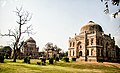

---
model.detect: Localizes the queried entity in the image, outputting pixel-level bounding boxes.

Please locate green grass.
[0,59,120,73]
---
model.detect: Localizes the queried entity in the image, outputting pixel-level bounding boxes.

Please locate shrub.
[49,58,54,64]
[37,62,41,65]
[41,58,46,65]
[47,58,50,60]
[72,58,76,61]
[24,57,27,63]
[24,57,30,64]
[27,57,30,64]
[55,57,59,61]
[0,54,4,63]
[39,57,43,60]
[63,57,69,62]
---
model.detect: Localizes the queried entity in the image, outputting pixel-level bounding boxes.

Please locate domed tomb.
[80,21,103,33]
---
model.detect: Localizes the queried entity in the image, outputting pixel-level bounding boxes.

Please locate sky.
[0,0,120,51]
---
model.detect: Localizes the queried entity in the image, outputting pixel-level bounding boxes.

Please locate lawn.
[0,59,120,73]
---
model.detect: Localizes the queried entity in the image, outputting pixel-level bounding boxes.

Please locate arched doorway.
[79,51,82,56]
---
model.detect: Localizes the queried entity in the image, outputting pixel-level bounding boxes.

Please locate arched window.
[70,42,72,47]
[80,45,82,48]
[73,50,74,56]
[87,39,89,45]
[91,49,94,56]
[86,49,89,56]
[69,50,71,56]
[77,47,78,49]
[79,51,82,56]
[73,42,75,47]
[91,38,94,45]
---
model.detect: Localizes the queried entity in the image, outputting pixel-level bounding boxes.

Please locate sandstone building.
[21,37,39,58]
[68,21,119,62]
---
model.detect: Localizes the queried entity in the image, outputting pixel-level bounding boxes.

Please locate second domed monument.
[68,21,118,62]
[21,37,39,58]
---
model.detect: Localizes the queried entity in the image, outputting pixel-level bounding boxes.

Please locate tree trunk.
[13,44,17,62]
[13,49,17,62]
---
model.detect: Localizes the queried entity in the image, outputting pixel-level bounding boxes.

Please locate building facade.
[21,37,39,58]
[68,21,119,62]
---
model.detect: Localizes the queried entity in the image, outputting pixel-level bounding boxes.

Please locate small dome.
[25,37,36,43]
[80,21,103,32]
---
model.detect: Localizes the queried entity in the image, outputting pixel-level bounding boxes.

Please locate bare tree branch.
[21,24,32,34]
[101,0,120,18]
[112,9,120,18]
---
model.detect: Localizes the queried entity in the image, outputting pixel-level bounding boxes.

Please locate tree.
[39,51,45,57]
[44,42,62,58]
[0,7,32,62]
[101,0,120,18]
[2,46,12,59]
[45,42,53,50]
[54,45,62,55]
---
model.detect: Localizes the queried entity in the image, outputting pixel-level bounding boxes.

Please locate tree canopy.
[0,46,12,59]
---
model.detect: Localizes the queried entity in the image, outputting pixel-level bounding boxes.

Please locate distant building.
[21,37,39,58]
[68,21,120,62]
[44,48,61,58]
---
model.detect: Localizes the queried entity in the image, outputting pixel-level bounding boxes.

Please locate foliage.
[41,58,46,65]
[24,57,30,64]
[0,54,4,63]
[59,51,68,59]
[38,52,45,57]
[0,46,12,59]
[44,42,62,58]
[49,58,54,64]
[37,62,41,65]
[63,57,69,62]
[55,57,59,61]
[72,58,76,62]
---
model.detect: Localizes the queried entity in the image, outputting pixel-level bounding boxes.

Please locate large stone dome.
[80,21,103,32]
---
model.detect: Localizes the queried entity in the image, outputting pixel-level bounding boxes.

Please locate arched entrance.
[79,51,82,56]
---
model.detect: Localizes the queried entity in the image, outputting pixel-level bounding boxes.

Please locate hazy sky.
[0,0,120,51]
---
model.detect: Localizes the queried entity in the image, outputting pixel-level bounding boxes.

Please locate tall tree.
[0,7,32,62]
